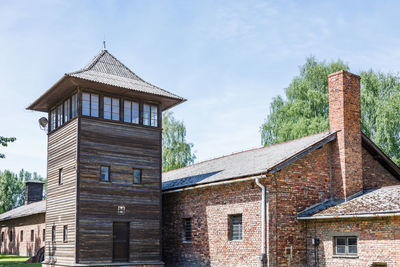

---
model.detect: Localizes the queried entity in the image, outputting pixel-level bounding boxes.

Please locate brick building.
[1,53,400,266]
[0,181,45,257]
[162,70,400,266]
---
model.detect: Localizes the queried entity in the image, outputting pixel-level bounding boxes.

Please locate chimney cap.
[328,70,360,79]
[25,180,45,184]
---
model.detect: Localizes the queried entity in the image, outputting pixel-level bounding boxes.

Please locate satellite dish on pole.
[38,117,48,131]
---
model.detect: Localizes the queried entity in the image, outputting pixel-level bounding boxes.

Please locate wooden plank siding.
[45,118,78,264]
[77,117,162,263]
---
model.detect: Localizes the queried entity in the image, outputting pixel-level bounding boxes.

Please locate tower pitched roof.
[27,50,185,112]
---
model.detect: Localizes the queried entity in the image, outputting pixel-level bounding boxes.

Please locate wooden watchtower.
[27,49,185,266]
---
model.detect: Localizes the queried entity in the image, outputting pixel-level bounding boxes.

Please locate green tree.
[0,136,16,158]
[0,170,24,213]
[0,169,46,213]
[162,111,196,172]
[260,57,400,165]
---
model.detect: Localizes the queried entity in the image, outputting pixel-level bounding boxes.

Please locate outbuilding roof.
[162,131,337,191]
[298,185,400,219]
[0,200,46,223]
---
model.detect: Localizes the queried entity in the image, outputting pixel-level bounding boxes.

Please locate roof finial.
[103,40,106,50]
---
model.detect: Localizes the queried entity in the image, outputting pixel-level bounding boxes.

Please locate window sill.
[332,255,359,259]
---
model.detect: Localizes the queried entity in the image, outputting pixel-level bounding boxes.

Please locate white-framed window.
[104,97,120,121]
[143,104,158,127]
[82,92,99,117]
[124,100,139,124]
[50,109,56,131]
[57,104,63,126]
[228,214,242,241]
[71,93,78,118]
[64,99,70,122]
[334,236,357,255]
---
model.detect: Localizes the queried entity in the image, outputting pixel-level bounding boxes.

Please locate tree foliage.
[162,111,196,172]
[0,136,16,158]
[0,169,45,213]
[260,57,400,165]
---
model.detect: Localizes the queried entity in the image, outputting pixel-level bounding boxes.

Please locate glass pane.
[57,105,63,126]
[91,94,99,117]
[50,109,56,131]
[112,98,119,120]
[71,94,77,117]
[348,245,357,254]
[101,166,109,181]
[82,93,90,116]
[348,237,357,245]
[133,169,141,184]
[336,245,345,254]
[64,99,70,122]
[104,97,111,119]
[336,237,346,246]
[132,102,139,124]
[143,104,150,125]
[124,100,131,122]
[151,105,158,127]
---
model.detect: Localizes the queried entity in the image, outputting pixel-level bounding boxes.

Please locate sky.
[1,0,400,177]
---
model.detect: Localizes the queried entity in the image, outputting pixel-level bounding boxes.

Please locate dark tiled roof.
[67,50,184,101]
[298,185,400,219]
[162,131,337,191]
[0,200,46,222]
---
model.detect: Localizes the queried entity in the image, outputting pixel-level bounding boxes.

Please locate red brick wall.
[329,70,363,200]
[363,147,400,189]
[305,217,400,266]
[0,213,45,257]
[162,144,332,266]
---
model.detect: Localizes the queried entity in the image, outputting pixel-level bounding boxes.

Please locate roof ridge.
[163,130,332,174]
[102,50,145,81]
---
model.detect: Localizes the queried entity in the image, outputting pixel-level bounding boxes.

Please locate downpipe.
[255,178,269,267]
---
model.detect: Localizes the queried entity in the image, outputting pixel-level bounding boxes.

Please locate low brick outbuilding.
[162,70,400,266]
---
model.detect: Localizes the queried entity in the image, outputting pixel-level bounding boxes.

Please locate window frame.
[59,168,63,185]
[9,230,13,243]
[182,218,192,242]
[43,229,45,241]
[228,214,243,241]
[20,230,23,242]
[100,166,111,182]
[51,226,56,242]
[334,236,358,256]
[82,92,99,117]
[123,99,140,124]
[30,229,34,242]
[103,96,120,121]
[143,103,159,127]
[133,168,142,184]
[63,225,68,243]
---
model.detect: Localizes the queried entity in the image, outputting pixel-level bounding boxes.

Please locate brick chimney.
[25,181,44,205]
[328,70,363,200]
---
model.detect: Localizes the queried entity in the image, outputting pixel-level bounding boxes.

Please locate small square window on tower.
[100,166,110,182]
[133,169,141,184]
